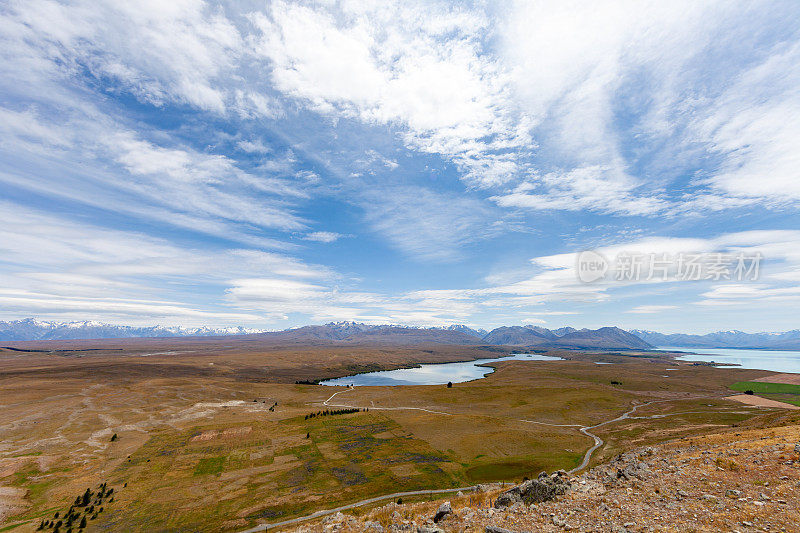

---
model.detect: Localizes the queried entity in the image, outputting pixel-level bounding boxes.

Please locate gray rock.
[616,460,651,481]
[485,527,516,533]
[494,472,570,508]
[432,501,452,523]
[416,527,444,533]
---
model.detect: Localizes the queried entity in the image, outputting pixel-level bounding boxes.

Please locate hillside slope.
[305,424,800,532]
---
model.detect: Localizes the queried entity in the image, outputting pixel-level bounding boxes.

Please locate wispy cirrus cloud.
[2,0,242,112]
[248,0,532,189]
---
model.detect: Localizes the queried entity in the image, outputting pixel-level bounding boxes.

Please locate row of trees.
[304,408,364,420]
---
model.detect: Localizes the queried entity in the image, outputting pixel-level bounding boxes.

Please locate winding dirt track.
[237,484,480,533]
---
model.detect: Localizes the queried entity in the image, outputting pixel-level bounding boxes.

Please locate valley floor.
[1,341,799,532]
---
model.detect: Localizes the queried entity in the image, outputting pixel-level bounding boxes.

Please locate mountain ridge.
[631,329,800,350]
[1,318,651,349]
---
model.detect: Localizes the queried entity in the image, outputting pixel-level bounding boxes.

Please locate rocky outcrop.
[493,470,571,508]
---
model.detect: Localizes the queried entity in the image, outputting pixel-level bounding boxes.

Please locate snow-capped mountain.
[13,318,796,351]
[0,318,266,341]
[436,324,489,337]
[629,329,800,350]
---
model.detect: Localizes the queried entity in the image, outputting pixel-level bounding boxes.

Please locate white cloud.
[236,138,272,153]
[3,0,242,112]
[0,102,308,243]
[691,41,800,204]
[492,166,667,216]
[359,186,493,261]
[627,305,679,314]
[303,232,346,243]
[0,202,328,325]
[249,0,531,188]
[0,289,263,325]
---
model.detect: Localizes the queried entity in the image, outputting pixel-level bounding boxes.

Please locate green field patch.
[730,381,800,406]
[465,449,582,483]
[193,456,225,476]
[774,397,800,407]
[730,381,800,395]
[0,521,30,532]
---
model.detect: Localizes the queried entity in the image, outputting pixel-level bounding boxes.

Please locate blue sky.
[1,0,799,333]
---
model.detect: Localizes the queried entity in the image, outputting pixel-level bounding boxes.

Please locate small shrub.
[715,456,740,471]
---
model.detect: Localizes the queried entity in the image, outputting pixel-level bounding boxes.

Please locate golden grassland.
[0,340,795,532]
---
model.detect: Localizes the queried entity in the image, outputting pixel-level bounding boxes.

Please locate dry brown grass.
[0,339,794,532]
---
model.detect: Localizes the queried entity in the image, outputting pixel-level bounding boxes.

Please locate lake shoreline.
[320,352,564,387]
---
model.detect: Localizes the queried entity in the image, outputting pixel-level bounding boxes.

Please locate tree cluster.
[38,482,116,532]
[304,408,363,420]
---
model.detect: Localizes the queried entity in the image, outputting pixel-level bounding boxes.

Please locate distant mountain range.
[0,318,653,350]
[0,318,263,341]
[630,329,800,350]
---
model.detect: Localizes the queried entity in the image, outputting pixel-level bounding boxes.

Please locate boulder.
[494,472,570,508]
[432,501,452,523]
